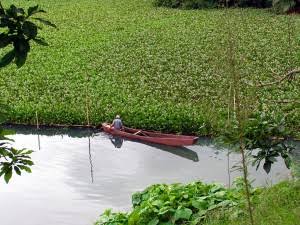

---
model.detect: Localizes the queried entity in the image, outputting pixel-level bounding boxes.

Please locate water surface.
[0,126,295,225]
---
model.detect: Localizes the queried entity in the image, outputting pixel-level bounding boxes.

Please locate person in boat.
[111,115,123,130]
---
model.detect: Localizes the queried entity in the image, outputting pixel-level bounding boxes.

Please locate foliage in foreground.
[95,180,259,225]
[220,110,295,173]
[203,180,300,225]
[154,0,299,13]
[0,3,56,67]
[153,0,290,10]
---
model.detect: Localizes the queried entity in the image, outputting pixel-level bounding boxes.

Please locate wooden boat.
[101,123,198,146]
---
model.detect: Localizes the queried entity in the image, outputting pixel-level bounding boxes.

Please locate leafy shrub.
[154,0,219,9]
[273,0,297,13]
[95,180,259,225]
[154,0,274,9]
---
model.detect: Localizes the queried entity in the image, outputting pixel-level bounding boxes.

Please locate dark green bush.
[154,0,274,9]
[154,0,219,9]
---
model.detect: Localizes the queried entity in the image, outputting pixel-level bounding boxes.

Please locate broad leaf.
[14,166,21,176]
[23,21,38,39]
[4,168,12,183]
[14,38,30,68]
[0,33,12,48]
[27,5,46,17]
[263,161,271,174]
[174,208,192,221]
[147,217,159,225]
[0,50,15,68]
[19,165,32,173]
[33,38,49,46]
[33,17,57,28]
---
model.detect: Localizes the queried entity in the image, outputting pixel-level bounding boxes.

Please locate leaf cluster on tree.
[0,2,55,183]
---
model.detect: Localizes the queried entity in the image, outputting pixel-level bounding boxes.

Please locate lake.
[0,126,296,225]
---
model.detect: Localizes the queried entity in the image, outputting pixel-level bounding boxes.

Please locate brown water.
[0,126,294,225]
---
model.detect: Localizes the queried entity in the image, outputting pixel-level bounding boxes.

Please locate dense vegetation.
[203,180,300,225]
[94,180,300,225]
[153,0,273,10]
[94,179,259,225]
[154,0,300,13]
[0,0,299,136]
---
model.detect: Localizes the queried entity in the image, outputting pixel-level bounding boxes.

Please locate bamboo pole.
[225,9,254,225]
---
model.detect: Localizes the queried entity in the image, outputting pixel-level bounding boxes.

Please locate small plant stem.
[240,140,254,224]
[35,111,39,129]
[226,9,254,225]
[85,73,90,126]
[0,1,4,11]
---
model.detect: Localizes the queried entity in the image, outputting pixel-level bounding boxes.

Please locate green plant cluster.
[203,180,300,225]
[95,180,255,225]
[153,0,273,10]
[0,4,56,68]
[153,0,219,9]
[0,0,299,136]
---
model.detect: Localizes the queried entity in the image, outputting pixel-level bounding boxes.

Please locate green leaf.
[14,166,21,176]
[147,217,159,225]
[23,21,38,39]
[174,208,192,221]
[4,168,12,183]
[192,199,208,210]
[13,38,30,68]
[152,200,163,207]
[23,150,34,155]
[27,5,39,16]
[22,160,34,166]
[263,161,271,174]
[0,33,12,48]
[0,49,15,68]
[19,165,32,173]
[27,5,46,17]
[284,156,291,169]
[33,17,57,28]
[33,38,49,46]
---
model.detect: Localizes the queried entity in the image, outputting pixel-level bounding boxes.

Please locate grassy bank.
[1,0,299,135]
[204,180,300,225]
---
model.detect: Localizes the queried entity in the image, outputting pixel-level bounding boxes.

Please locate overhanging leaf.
[33,38,49,46]
[0,33,12,48]
[33,17,57,28]
[0,49,15,68]
[4,168,12,183]
[28,5,46,17]
[263,161,271,174]
[22,21,38,39]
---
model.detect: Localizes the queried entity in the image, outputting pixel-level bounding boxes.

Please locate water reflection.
[3,124,96,138]
[109,136,124,148]
[88,136,94,183]
[141,142,199,162]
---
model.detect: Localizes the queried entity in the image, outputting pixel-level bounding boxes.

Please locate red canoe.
[101,123,198,146]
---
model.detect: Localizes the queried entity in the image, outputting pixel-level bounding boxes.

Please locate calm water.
[0,126,296,225]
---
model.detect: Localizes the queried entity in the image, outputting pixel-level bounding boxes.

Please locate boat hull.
[102,123,198,146]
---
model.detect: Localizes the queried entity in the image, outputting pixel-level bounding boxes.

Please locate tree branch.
[257,68,300,87]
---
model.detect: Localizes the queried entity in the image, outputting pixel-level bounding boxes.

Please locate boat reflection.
[145,142,199,162]
[111,137,199,162]
[109,136,124,148]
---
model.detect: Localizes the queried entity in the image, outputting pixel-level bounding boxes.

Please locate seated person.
[111,115,123,130]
